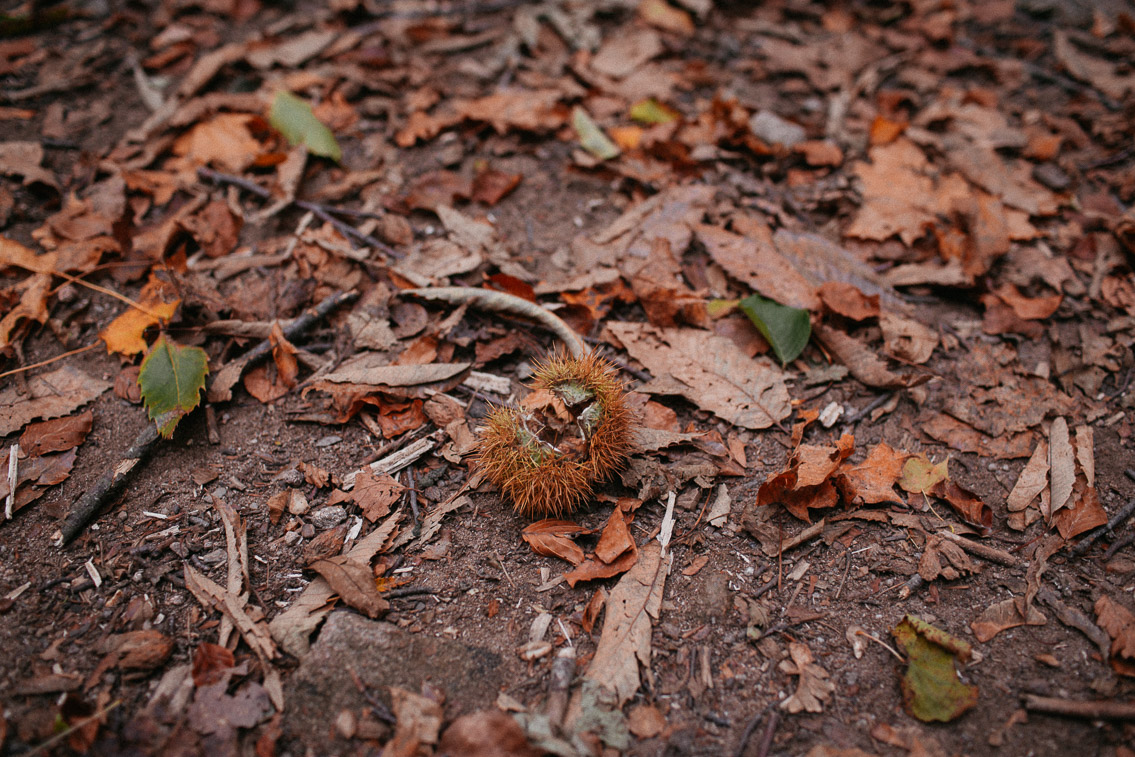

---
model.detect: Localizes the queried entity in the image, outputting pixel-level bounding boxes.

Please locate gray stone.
[749,110,806,147]
[310,505,347,530]
[285,612,503,747]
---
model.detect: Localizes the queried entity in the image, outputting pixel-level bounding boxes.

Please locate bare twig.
[197,167,402,258]
[402,287,586,358]
[1072,491,1135,557]
[1024,694,1135,721]
[755,709,780,757]
[733,706,770,757]
[936,530,1021,567]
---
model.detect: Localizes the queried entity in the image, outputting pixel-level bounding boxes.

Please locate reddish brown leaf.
[192,642,235,687]
[817,282,879,321]
[18,409,92,457]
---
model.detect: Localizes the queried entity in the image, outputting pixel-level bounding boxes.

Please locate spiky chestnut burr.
[475,350,635,517]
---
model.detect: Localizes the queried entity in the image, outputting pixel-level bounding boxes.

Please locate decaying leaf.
[1094,595,1135,677]
[892,615,977,723]
[522,519,587,566]
[309,556,389,619]
[583,541,670,705]
[0,366,109,437]
[779,641,835,713]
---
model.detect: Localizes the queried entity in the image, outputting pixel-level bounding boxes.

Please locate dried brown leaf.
[608,322,790,430]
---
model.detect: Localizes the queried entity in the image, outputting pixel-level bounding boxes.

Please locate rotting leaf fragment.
[892,614,978,723]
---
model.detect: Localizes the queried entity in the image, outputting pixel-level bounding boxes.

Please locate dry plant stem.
[545,646,575,729]
[0,342,100,380]
[57,291,356,544]
[403,287,586,358]
[197,167,402,259]
[1024,694,1135,721]
[1035,588,1111,660]
[733,705,771,757]
[24,699,121,757]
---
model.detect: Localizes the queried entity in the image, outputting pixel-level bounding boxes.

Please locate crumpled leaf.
[738,292,811,365]
[891,614,977,723]
[269,90,342,162]
[522,519,588,566]
[779,641,834,713]
[138,335,209,438]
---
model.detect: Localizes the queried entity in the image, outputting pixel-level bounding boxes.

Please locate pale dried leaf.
[1048,417,1074,514]
[584,541,671,705]
[1006,439,1049,512]
[608,322,790,430]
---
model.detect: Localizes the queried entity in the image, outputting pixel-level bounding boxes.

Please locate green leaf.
[892,614,978,723]
[629,98,679,125]
[269,90,342,162]
[738,293,811,365]
[138,335,209,438]
[572,106,620,161]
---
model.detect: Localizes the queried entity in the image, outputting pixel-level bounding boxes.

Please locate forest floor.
[2,0,1135,755]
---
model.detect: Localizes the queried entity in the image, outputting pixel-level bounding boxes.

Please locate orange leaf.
[99,275,179,355]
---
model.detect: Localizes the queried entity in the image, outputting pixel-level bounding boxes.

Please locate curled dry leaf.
[521,519,588,566]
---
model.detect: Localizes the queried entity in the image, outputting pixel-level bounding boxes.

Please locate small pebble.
[284,531,301,546]
[315,435,342,448]
[300,523,316,539]
[311,506,347,530]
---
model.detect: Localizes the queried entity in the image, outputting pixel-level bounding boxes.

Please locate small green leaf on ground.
[629,98,679,125]
[138,335,209,438]
[892,614,978,723]
[269,90,342,162]
[738,293,810,364]
[572,107,620,161]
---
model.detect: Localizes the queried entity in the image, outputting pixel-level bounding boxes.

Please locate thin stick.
[0,342,99,380]
[53,269,167,318]
[406,467,420,536]
[197,167,402,259]
[935,530,1021,567]
[841,391,896,425]
[1072,492,1135,556]
[56,291,357,544]
[23,699,121,757]
[755,709,780,757]
[403,287,586,358]
[733,706,769,757]
[1024,694,1135,721]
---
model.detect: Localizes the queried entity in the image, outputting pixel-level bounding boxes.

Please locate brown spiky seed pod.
[475,350,634,517]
